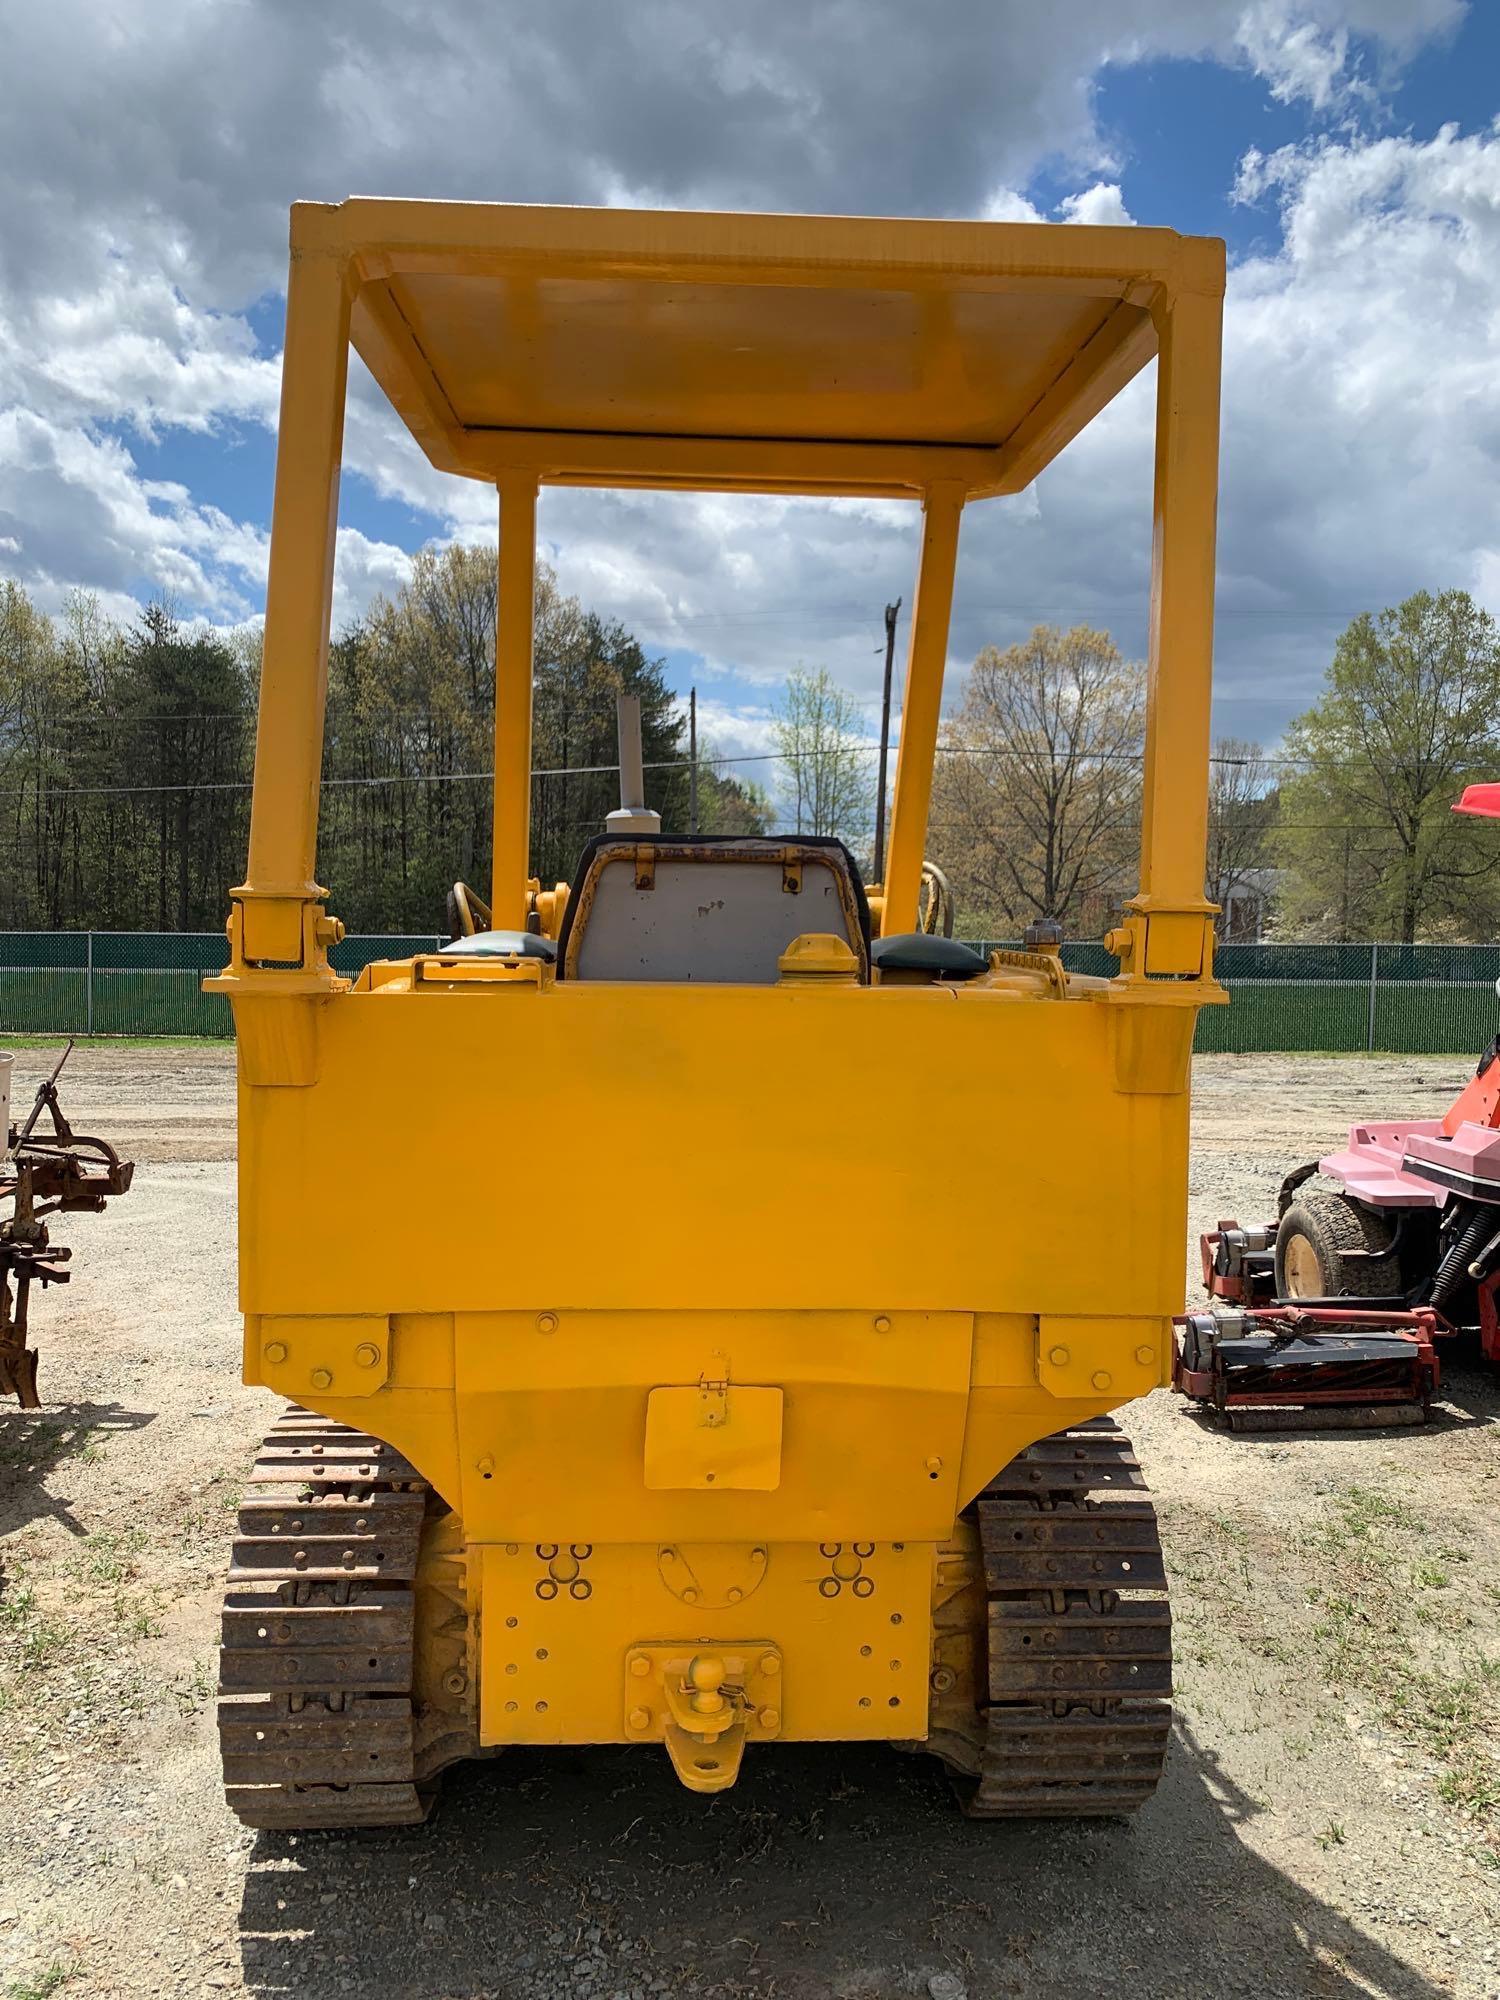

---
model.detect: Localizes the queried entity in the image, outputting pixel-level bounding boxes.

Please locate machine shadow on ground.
[236,1720,1444,2000]
[1433,1357,1500,1424]
[0,1401,154,1539]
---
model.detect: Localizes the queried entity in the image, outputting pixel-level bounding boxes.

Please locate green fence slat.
[0,934,88,969]
[0,969,90,1034]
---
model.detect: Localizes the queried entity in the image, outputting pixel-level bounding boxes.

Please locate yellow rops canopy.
[311,198,1219,500]
[237,199,1224,974]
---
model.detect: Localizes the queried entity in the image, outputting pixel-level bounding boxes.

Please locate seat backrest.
[557,835,870,983]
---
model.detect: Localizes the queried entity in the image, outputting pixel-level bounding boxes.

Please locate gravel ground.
[0,1045,1496,2000]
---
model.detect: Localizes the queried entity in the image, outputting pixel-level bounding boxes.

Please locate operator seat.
[556,835,871,983]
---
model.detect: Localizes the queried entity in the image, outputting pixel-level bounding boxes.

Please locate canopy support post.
[1114,283,1223,981]
[880,484,965,937]
[235,249,351,973]
[491,472,539,928]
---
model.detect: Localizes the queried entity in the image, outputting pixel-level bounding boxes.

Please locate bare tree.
[929,625,1143,937]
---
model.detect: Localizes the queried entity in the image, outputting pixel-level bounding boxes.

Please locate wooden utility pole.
[873,599,901,884]
[689,686,699,834]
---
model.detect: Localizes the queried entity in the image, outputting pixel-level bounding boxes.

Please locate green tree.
[0,579,75,926]
[318,545,690,925]
[530,600,686,887]
[1276,591,1500,941]
[112,603,250,930]
[771,667,874,847]
[0,550,749,935]
[693,743,773,836]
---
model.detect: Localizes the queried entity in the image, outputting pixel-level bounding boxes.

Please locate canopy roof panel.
[298,199,1225,499]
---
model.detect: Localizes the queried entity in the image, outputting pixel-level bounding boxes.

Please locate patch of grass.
[1181,1474,1499,1849]
[169,1655,214,1716]
[1306,1484,1500,1834]
[67,1527,147,1587]
[0,1588,73,1675]
[55,1527,167,1643]
[116,1597,161,1642]
[1438,1755,1500,1817]
[1315,1821,1346,1849]
[7,1960,80,1999]
[1321,1484,1417,1548]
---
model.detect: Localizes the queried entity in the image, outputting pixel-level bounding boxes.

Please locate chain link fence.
[1195,942,1500,1055]
[0,933,1496,1052]
[976,940,1500,1054]
[0,933,444,1038]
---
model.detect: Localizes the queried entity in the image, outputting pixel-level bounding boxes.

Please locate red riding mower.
[1177,784,1500,1430]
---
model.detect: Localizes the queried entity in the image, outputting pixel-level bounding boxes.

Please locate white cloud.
[0,403,409,629]
[551,118,1500,744]
[1059,182,1137,226]
[1234,5,1351,108]
[0,408,265,618]
[1233,1,1462,108]
[981,182,1135,228]
[0,267,277,441]
[0,0,1484,754]
[981,188,1045,224]
[331,528,416,635]
[690,695,780,766]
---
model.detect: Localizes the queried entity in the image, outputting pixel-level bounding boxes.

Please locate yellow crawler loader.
[210,200,1225,1827]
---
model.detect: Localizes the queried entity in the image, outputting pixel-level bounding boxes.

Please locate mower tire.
[1274,1189,1401,1300]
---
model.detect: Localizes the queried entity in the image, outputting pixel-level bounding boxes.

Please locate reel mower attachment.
[1174,1304,1440,1432]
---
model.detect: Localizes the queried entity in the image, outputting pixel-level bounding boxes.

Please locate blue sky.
[4,0,1499,779]
[1091,5,1500,246]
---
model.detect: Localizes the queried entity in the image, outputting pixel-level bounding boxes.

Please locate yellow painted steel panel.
[449,1307,972,1545]
[382,270,1118,446]
[479,1539,932,1746]
[314,198,1223,495]
[643,1384,785,1491]
[237,984,1187,1323]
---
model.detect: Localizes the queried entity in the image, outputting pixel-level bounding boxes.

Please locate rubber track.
[964,1416,1172,1817]
[218,1408,432,1830]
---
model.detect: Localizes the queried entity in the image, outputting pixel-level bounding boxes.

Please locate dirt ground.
[0,1045,1496,2000]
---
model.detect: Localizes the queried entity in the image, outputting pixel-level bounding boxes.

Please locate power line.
[0,740,1214,800]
